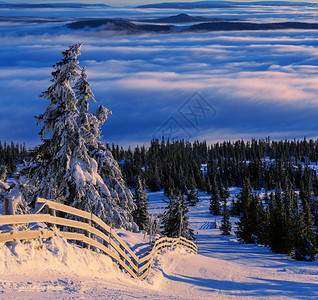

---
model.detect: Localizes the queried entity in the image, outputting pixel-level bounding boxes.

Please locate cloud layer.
[1,4,318,147]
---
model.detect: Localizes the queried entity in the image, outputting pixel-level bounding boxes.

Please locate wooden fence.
[0,198,197,280]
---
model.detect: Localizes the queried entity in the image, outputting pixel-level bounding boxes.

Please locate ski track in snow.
[1,190,318,299]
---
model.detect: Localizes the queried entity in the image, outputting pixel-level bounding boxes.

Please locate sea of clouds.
[1,4,318,147]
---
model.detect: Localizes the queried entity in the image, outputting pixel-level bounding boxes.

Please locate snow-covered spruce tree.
[0,179,31,215]
[132,176,150,231]
[75,59,137,230]
[0,165,7,181]
[27,44,137,230]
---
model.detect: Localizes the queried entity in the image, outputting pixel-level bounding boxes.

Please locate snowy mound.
[0,234,125,280]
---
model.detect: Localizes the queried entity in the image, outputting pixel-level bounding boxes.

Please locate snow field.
[0,189,318,298]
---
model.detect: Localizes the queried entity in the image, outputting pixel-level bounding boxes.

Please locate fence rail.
[0,198,197,279]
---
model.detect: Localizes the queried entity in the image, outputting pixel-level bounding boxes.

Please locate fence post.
[88,214,92,250]
[196,231,198,248]
[83,215,91,250]
[109,225,112,249]
[4,198,11,215]
[47,207,54,228]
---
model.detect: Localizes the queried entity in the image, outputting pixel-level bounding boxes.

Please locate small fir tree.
[132,176,149,231]
[210,193,221,215]
[220,199,231,235]
[161,190,194,240]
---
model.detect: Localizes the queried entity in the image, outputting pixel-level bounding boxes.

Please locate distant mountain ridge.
[186,21,318,32]
[137,1,315,9]
[67,17,318,34]
[67,19,172,32]
[138,13,240,23]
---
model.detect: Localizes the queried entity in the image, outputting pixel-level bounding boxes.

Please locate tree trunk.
[4,197,14,215]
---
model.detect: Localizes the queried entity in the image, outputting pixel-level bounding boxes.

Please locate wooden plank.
[108,239,138,273]
[0,214,51,225]
[37,198,92,221]
[60,232,120,260]
[156,241,175,251]
[178,241,196,253]
[178,240,197,253]
[138,255,154,274]
[180,236,197,249]
[139,269,150,281]
[91,214,111,233]
[138,250,155,264]
[0,230,54,243]
[111,230,139,263]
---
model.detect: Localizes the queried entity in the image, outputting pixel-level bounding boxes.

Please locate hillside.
[0,190,318,298]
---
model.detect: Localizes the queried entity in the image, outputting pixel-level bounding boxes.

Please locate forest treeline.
[113,137,318,260]
[113,137,318,193]
[0,141,28,178]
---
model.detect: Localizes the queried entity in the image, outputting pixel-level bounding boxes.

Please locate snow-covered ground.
[0,191,318,299]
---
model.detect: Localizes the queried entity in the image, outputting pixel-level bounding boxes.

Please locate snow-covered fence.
[0,198,197,279]
[138,235,197,280]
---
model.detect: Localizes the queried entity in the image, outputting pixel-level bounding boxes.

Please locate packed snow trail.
[147,191,318,299]
[154,230,318,299]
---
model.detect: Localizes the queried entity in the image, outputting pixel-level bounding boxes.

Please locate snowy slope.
[0,190,318,299]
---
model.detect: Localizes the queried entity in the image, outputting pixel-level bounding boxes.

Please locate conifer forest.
[114,138,318,261]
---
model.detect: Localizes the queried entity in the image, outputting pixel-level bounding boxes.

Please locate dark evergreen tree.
[267,185,294,254]
[147,162,161,192]
[161,190,194,240]
[132,176,149,232]
[236,177,252,216]
[210,193,221,215]
[220,199,231,235]
[209,176,221,215]
[293,198,317,261]
[235,194,265,244]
